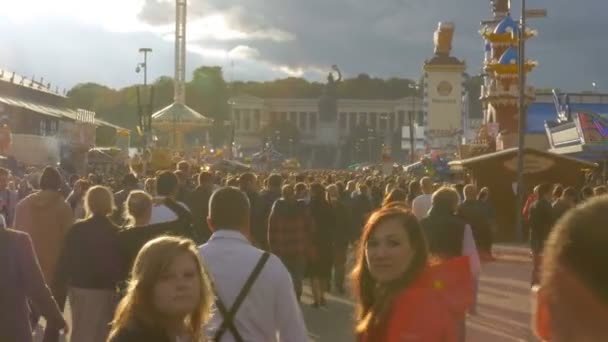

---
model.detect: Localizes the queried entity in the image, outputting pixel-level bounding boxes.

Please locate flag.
[429,256,474,319]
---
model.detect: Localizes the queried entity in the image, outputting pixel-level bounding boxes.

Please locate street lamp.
[407,83,420,164]
[227,99,236,159]
[136,48,153,86]
[515,1,547,241]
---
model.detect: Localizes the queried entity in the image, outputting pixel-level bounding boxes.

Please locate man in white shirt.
[411,177,434,220]
[149,171,190,225]
[199,187,309,342]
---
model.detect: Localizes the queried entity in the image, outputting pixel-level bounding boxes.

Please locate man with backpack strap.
[200,187,308,342]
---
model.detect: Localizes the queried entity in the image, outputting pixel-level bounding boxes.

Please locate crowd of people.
[0,161,607,341]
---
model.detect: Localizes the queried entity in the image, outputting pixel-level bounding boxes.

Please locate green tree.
[187,66,229,146]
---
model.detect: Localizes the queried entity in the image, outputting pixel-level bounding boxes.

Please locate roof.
[0,69,66,98]
[499,47,518,65]
[449,147,597,168]
[527,103,608,133]
[151,102,213,125]
[494,15,518,35]
[0,94,73,119]
[95,118,130,132]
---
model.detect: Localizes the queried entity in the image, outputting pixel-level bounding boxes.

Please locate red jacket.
[361,257,473,342]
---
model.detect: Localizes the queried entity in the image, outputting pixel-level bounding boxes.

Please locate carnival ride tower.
[151,0,212,152]
[480,0,538,148]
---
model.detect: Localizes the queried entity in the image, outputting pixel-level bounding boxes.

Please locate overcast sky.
[0,0,604,92]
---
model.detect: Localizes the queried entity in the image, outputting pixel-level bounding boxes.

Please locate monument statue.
[492,0,510,15]
[318,65,342,122]
[433,22,455,56]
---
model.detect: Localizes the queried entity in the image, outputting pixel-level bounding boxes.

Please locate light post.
[515,2,547,241]
[408,83,420,164]
[227,99,236,159]
[288,138,294,158]
[136,48,152,172]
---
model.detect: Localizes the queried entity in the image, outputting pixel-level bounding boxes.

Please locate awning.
[95,118,130,133]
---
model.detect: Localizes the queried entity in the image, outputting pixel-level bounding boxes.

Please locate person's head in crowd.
[125,190,153,227]
[122,173,139,191]
[382,188,407,208]
[326,184,340,204]
[109,236,213,342]
[581,186,593,201]
[408,180,421,198]
[336,181,346,195]
[358,183,370,197]
[281,184,295,202]
[560,187,578,207]
[537,183,553,202]
[533,196,608,341]
[477,187,491,202]
[174,170,187,187]
[346,180,357,194]
[310,183,326,202]
[144,177,156,196]
[463,184,477,201]
[593,186,607,197]
[156,171,179,199]
[87,173,97,185]
[177,161,191,176]
[227,177,239,188]
[0,167,10,191]
[295,173,306,183]
[352,207,428,338]
[198,171,214,190]
[73,179,91,197]
[267,174,283,192]
[384,181,395,196]
[552,185,564,202]
[84,186,115,219]
[68,174,80,188]
[431,187,460,214]
[40,166,63,192]
[294,182,308,200]
[208,187,251,235]
[420,177,433,195]
[239,173,257,193]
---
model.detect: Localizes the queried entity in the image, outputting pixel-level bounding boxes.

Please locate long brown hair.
[108,236,213,341]
[351,207,429,338]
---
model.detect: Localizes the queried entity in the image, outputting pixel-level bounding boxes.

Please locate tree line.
[67,66,483,147]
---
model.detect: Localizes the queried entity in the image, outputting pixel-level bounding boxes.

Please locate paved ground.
[302,254,536,342]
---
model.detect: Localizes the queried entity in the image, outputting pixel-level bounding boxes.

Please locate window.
[253,110,261,130]
[299,112,307,130]
[290,112,297,123]
[418,111,424,126]
[309,112,317,130]
[270,111,277,123]
[358,113,367,126]
[370,112,378,129]
[349,112,357,130]
[398,110,405,128]
[244,116,251,131]
[281,112,287,122]
[339,112,347,129]
[379,113,387,131]
[389,113,395,132]
[234,110,241,130]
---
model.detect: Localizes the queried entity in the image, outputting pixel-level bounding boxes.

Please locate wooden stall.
[449,147,596,240]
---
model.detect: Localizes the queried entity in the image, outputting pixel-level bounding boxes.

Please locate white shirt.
[412,194,433,220]
[199,230,308,342]
[462,224,481,278]
[149,198,189,224]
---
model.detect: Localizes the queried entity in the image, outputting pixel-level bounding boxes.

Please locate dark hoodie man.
[186,171,215,242]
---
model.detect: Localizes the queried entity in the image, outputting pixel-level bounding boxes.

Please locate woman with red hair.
[352,207,468,341]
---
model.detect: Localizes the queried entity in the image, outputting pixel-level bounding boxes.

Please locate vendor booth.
[449,148,596,240]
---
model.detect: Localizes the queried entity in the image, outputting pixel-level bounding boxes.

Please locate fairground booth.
[449,148,596,240]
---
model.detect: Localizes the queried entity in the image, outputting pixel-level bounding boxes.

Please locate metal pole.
[515,0,527,242]
[409,110,415,164]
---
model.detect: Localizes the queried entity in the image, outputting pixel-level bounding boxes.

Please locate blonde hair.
[84,186,115,218]
[125,191,153,227]
[109,236,213,341]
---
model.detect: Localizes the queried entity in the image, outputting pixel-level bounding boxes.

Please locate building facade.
[229,94,423,166]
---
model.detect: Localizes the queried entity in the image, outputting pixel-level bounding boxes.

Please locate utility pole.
[136,48,153,166]
[515,1,546,241]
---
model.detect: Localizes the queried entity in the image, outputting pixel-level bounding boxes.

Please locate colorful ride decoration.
[282,158,301,170]
[405,153,451,180]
